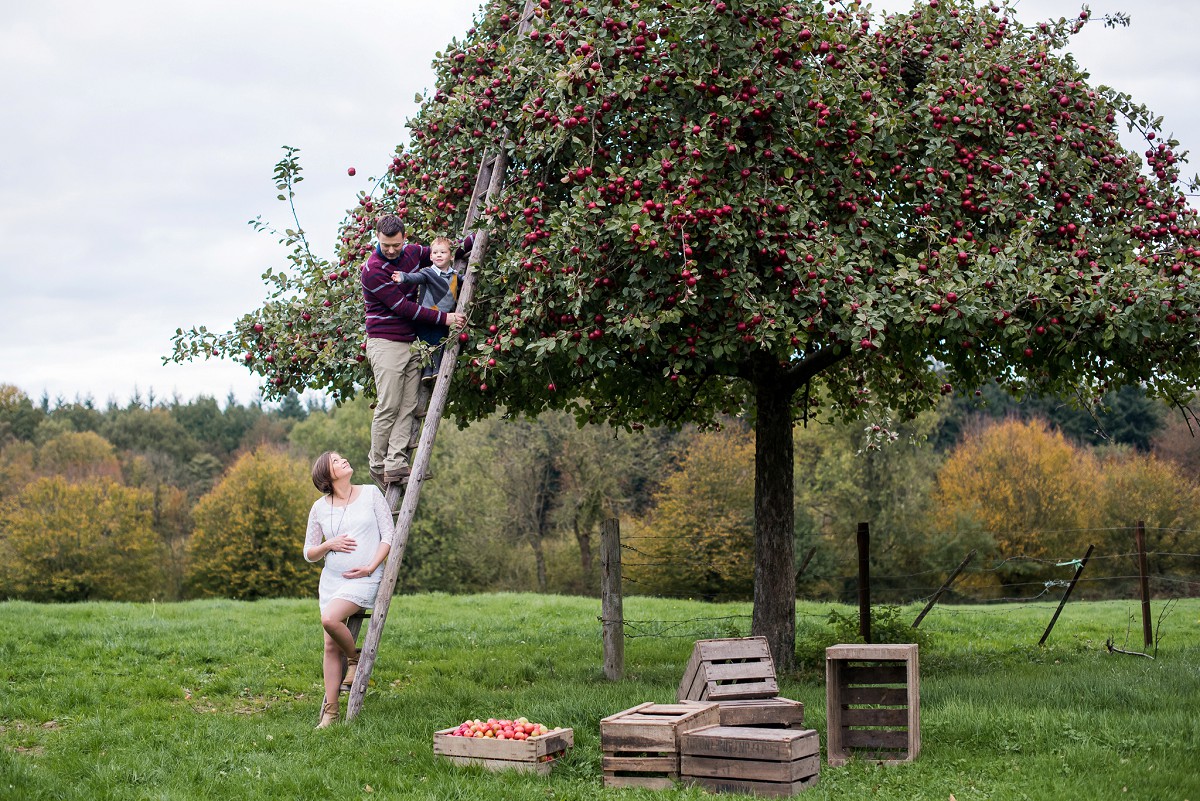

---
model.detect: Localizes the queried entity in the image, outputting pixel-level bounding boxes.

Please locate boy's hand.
[391,271,405,283]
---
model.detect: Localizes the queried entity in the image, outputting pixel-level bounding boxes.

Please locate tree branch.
[783,345,850,392]
[1105,637,1154,659]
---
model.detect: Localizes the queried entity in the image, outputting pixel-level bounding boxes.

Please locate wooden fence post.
[1135,521,1152,649]
[856,522,871,643]
[600,518,624,681]
[1038,544,1095,646]
[912,549,976,629]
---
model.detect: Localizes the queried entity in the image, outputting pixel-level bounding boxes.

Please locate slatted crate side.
[600,701,717,726]
[601,753,679,774]
[703,660,780,701]
[681,726,819,763]
[842,729,911,750]
[825,643,918,661]
[716,697,806,729]
[704,677,780,701]
[601,717,684,752]
[841,663,909,685]
[683,753,821,783]
[825,644,920,766]
[600,701,722,790]
[602,754,682,790]
[678,644,707,701]
[689,774,820,798]
[678,636,779,702]
[438,754,557,776]
[600,702,721,752]
[603,774,678,791]
[840,686,909,705]
[695,636,773,662]
[841,708,908,727]
[681,726,821,797]
[432,727,574,774]
[433,727,573,760]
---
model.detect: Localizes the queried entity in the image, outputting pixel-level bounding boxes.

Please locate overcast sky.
[1,0,1196,409]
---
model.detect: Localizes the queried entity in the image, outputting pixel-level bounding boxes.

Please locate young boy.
[391,236,465,382]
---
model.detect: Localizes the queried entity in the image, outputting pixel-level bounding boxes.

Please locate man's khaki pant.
[366,338,420,475]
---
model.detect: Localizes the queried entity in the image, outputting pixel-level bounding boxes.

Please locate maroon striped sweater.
[361,245,449,341]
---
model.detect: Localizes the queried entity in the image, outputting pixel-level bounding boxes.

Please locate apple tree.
[171,0,1200,667]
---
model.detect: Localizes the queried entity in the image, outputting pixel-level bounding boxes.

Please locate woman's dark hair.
[312,451,335,495]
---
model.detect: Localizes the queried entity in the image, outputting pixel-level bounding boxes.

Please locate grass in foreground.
[1,594,1198,801]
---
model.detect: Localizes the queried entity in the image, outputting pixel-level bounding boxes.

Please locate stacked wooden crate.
[670,636,818,795]
[681,725,820,797]
[676,636,805,729]
[600,701,721,789]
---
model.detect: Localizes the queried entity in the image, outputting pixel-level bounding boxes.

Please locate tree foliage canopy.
[931,417,1097,566]
[174,0,1200,429]
[0,477,165,602]
[627,424,756,598]
[186,447,318,601]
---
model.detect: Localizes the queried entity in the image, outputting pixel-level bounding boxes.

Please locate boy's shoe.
[369,468,386,487]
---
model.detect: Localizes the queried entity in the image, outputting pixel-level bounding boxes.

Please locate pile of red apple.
[447,716,556,740]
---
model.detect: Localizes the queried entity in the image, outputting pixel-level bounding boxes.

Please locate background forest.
[2,382,1198,604]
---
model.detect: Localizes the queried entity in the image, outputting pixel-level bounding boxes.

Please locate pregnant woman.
[304,452,394,728]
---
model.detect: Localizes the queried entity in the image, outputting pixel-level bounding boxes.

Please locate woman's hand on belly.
[341,565,377,579]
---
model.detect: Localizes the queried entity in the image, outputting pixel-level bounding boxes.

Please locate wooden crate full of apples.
[433,717,573,775]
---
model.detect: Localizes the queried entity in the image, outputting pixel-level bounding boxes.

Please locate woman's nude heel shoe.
[316,698,339,729]
[342,649,361,690]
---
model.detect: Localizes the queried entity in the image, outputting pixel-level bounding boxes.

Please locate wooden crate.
[681,725,820,797]
[677,636,779,702]
[825,643,920,766]
[433,727,573,775]
[715,696,805,729]
[600,701,721,789]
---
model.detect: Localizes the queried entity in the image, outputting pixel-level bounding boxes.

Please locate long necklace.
[328,486,353,542]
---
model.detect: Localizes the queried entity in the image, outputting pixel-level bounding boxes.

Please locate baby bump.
[324,547,374,575]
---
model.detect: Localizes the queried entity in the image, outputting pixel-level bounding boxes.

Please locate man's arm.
[363,264,447,325]
[416,244,433,267]
[455,234,476,261]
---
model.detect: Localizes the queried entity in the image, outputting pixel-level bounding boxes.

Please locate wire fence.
[599,522,1199,643]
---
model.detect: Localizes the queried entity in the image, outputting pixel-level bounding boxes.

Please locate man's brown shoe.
[383,466,411,484]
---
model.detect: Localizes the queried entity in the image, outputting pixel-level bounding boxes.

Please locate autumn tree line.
[1,382,1198,604]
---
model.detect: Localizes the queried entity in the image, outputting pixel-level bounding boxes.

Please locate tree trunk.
[574,513,594,576]
[532,538,548,592]
[751,374,796,671]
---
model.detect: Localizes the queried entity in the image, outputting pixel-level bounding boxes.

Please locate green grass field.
[1,594,1197,800]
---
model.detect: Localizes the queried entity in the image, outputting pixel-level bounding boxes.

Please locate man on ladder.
[360,214,467,489]
[345,0,537,722]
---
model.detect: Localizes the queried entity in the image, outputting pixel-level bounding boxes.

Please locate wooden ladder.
[345,0,537,722]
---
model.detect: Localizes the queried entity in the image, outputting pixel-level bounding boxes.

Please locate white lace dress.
[304,484,394,612]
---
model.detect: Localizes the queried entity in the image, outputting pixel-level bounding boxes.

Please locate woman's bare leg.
[320,598,363,710]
